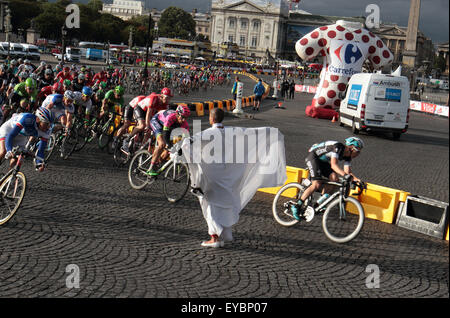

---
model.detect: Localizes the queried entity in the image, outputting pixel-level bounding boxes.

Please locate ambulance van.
[339,73,410,140]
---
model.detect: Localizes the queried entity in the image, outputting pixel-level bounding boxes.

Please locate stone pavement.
[0,90,448,299]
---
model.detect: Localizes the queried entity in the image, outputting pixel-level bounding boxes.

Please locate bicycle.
[45,124,79,161]
[113,128,154,167]
[128,138,190,203]
[97,110,121,153]
[0,147,37,225]
[272,175,367,243]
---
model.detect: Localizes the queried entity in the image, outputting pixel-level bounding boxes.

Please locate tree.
[87,0,103,12]
[157,7,196,40]
[126,15,155,47]
[8,0,42,32]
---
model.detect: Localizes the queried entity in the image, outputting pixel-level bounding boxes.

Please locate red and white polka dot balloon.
[296,21,393,110]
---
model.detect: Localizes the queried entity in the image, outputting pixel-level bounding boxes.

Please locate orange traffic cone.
[331,115,337,123]
[278,102,283,108]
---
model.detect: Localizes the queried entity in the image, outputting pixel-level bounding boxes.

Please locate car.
[109,57,119,65]
[164,63,178,69]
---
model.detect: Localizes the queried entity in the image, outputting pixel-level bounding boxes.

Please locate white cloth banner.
[181,126,287,235]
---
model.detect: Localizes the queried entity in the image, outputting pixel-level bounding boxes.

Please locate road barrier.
[173,71,270,117]
[295,84,449,118]
[258,167,449,240]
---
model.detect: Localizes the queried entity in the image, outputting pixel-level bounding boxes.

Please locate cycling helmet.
[44,69,53,75]
[161,87,173,97]
[19,71,28,79]
[25,78,35,88]
[114,85,124,96]
[24,59,30,64]
[78,74,85,80]
[176,104,191,118]
[40,61,46,66]
[63,79,72,87]
[64,90,75,100]
[100,81,107,89]
[82,86,92,97]
[35,106,54,124]
[345,137,364,150]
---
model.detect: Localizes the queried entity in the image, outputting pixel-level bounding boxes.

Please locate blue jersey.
[42,94,64,110]
[3,113,50,163]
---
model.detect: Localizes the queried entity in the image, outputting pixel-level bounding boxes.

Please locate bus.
[78,41,105,57]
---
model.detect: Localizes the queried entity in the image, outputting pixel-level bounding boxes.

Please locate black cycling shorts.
[133,106,146,121]
[305,152,333,180]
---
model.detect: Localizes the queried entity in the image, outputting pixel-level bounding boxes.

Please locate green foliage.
[6,1,195,46]
[158,7,196,40]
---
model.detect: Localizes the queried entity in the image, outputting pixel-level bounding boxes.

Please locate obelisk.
[402,0,421,68]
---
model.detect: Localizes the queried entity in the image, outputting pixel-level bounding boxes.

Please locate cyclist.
[146,104,190,176]
[114,95,146,151]
[100,85,124,120]
[0,107,53,171]
[120,87,173,153]
[55,66,73,84]
[291,137,364,220]
[4,78,37,118]
[42,90,75,134]
[73,86,93,124]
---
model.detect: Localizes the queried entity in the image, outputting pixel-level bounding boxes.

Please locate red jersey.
[137,93,168,116]
[55,71,73,83]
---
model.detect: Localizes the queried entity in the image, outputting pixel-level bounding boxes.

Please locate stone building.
[210,0,290,61]
[102,0,147,21]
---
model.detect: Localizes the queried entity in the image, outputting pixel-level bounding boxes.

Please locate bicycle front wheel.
[163,162,190,203]
[61,130,78,160]
[128,150,152,190]
[322,196,365,243]
[0,172,27,225]
[272,182,306,227]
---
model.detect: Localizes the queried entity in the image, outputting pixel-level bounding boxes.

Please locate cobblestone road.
[0,77,448,300]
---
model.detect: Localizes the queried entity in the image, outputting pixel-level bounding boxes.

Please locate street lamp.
[61,25,67,63]
[143,12,153,80]
[4,6,11,59]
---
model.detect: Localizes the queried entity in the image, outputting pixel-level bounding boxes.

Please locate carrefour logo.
[334,43,363,64]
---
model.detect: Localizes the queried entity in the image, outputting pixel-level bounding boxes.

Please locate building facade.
[210,0,289,61]
[209,0,437,67]
[372,24,435,71]
[102,0,147,21]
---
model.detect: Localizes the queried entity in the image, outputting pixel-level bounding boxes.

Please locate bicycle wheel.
[163,162,190,203]
[128,149,152,190]
[98,118,115,150]
[60,130,78,160]
[113,136,131,167]
[272,182,307,227]
[74,124,89,152]
[322,196,365,243]
[0,172,27,225]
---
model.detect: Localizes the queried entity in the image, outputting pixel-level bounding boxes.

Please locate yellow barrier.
[348,184,410,224]
[214,100,224,110]
[446,225,449,241]
[195,103,204,116]
[224,100,231,111]
[258,166,308,198]
[204,101,214,112]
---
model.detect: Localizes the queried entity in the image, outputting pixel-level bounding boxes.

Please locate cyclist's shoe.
[291,202,305,221]
[145,164,160,176]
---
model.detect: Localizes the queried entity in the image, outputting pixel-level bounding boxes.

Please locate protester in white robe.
[181,108,287,247]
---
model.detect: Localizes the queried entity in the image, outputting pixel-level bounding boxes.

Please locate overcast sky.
[98,0,449,43]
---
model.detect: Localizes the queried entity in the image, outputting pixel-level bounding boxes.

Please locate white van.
[9,43,26,58]
[339,73,410,140]
[21,44,41,61]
